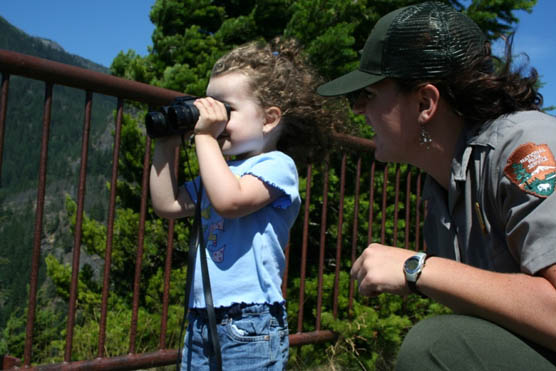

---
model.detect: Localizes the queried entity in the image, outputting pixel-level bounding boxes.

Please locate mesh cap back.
[317,2,488,96]
[383,2,487,79]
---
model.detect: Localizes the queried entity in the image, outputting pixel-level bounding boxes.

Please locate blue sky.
[0,0,554,112]
[0,1,155,66]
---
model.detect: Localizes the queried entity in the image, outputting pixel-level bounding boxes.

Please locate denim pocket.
[227,314,272,342]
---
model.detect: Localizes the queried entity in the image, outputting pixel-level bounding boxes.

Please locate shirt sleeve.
[184,176,202,204]
[491,112,556,274]
[239,151,300,209]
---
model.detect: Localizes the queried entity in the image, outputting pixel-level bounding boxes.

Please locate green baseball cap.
[317,1,487,97]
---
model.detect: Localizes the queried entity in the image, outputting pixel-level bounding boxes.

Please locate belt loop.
[228,303,242,316]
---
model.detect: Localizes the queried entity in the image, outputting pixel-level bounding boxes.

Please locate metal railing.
[0,49,424,370]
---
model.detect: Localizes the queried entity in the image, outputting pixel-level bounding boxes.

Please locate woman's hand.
[193,97,228,138]
[350,243,416,296]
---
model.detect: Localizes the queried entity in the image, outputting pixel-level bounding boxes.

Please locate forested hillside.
[0,15,117,331]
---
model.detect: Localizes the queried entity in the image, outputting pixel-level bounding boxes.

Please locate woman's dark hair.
[396,34,543,127]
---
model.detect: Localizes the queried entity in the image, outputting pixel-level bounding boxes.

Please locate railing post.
[159,146,180,349]
[129,136,152,353]
[393,165,401,245]
[64,90,93,362]
[24,82,53,367]
[296,164,312,333]
[367,160,376,245]
[348,156,362,314]
[380,164,389,244]
[0,73,9,186]
[332,154,346,318]
[315,158,329,330]
[405,171,412,249]
[416,172,424,251]
[97,98,124,357]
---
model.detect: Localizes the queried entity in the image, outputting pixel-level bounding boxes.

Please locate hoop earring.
[420,126,432,150]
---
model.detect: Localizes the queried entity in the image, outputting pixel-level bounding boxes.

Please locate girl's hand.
[193,97,228,138]
[350,243,416,296]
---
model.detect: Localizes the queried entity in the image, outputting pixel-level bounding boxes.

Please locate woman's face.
[351,79,420,163]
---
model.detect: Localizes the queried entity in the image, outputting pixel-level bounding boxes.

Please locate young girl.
[149,38,343,370]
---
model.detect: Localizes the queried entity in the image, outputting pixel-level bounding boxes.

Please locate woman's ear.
[417,84,440,124]
[263,106,282,134]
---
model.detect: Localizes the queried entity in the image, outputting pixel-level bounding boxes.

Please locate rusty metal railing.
[0,49,424,370]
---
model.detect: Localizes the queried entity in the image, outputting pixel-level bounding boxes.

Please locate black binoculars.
[145,96,231,138]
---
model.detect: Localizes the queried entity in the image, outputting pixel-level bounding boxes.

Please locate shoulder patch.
[504,142,556,198]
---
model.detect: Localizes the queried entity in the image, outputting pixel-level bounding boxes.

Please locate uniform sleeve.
[240,151,300,209]
[492,112,556,274]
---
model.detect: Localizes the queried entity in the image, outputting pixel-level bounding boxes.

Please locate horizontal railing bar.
[0,49,183,106]
[332,131,375,152]
[289,330,338,346]
[25,349,179,371]
[11,329,337,370]
[0,50,375,152]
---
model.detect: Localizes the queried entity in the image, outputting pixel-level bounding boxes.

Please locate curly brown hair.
[396,34,543,127]
[211,37,348,164]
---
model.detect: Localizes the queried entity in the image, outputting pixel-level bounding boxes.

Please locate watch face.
[404,258,419,273]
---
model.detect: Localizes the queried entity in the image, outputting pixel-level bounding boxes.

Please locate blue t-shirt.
[184,151,301,308]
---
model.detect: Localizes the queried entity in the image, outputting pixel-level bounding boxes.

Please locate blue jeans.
[181,303,289,370]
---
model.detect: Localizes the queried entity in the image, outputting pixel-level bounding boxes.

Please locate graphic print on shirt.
[504,142,556,198]
[202,205,226,263]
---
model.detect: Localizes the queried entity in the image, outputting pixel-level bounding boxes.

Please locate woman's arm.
[421,255,556,351]
[351,244,556,352]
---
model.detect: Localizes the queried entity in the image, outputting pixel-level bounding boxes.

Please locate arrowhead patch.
[504,142,556,198]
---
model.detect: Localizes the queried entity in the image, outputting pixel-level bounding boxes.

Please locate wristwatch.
[403,252,427,297]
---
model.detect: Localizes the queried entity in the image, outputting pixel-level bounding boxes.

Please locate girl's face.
[206,72,267,157]
[351,79,420,163]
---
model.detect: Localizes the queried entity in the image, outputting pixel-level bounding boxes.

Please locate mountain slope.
[0,15,109,72]
[0,15,119,329]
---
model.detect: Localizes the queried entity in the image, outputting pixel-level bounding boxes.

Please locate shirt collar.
[451,121,497,182]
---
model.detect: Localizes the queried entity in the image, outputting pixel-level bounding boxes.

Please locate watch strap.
[407,278,426,298]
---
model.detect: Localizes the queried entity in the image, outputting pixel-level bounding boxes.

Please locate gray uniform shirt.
[423,111,556,275]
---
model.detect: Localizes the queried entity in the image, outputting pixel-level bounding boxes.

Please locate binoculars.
[145,96,231,138]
